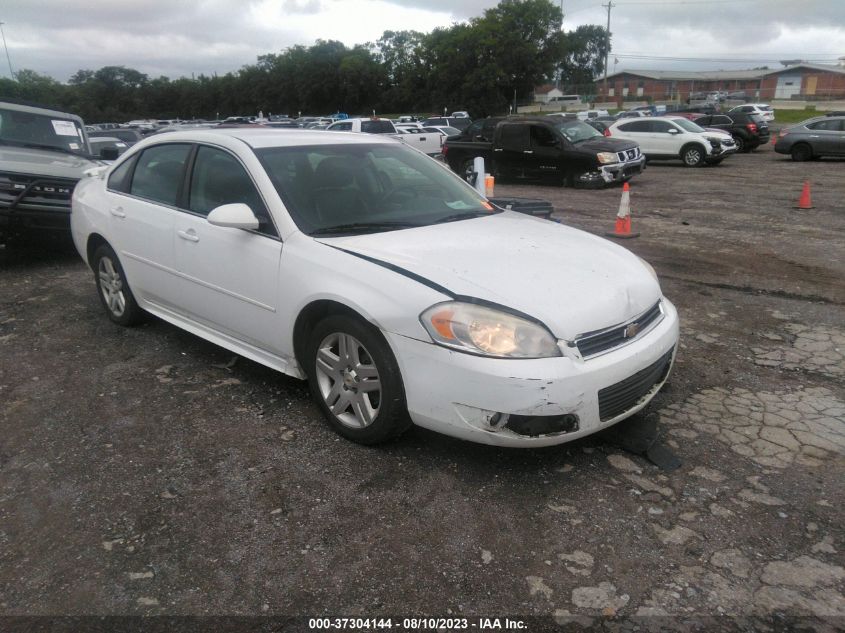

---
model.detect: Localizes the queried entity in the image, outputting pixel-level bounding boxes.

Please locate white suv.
[606,116,737,167]
[729,103,774,122]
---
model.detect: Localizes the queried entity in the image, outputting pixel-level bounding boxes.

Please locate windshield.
[554,120,602,143]
[673,118,705,133]
[0,106,90,156]
[255,143,496,235]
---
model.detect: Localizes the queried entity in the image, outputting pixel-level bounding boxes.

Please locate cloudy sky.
[1,0,843,81]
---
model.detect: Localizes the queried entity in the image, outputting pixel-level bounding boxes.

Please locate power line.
[0,22,14,80]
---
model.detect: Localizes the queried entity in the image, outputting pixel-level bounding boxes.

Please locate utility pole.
[0,22,14,80]
[602,1,614,100]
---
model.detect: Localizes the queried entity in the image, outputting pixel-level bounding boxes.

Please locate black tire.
[790,144,813,162]
[460,158,476,184]
[305,314,411,445]
[681,144,706,167]
[92,244,146,326]
[732,135,746,152]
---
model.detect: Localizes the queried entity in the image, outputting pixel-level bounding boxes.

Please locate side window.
[697,116,712,126]
[129,144,191,206]
[499,124,529,151]
[481,120,498,141]
[808,119,842,131]
[530,125,558,148]
[188,146,276,237]
[107,154,138,193]
[619,120,650,133]
[651,120,673,133]
[465,120,484,138]
[716,116,732,125]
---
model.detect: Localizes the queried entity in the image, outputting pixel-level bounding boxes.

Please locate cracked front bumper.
[385,298,680,447]
[578,155,647,187]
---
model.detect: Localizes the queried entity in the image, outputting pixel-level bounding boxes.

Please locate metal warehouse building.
[595,63,845,103]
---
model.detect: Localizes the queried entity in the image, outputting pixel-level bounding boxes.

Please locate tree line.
[0,0,608,122]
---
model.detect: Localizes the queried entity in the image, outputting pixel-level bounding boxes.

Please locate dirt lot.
[0,144,843,631]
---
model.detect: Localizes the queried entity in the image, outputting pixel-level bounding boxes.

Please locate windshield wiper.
[0,139,92,159]
[435,210,499,223]
[310,221,421,236]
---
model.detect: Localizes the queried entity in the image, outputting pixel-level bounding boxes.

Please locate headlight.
[596,151,618,164]
[420,302,561,358]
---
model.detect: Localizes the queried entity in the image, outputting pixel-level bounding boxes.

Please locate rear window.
[361,120,395,134]
[749,114,766,125]
[759,105,773,111]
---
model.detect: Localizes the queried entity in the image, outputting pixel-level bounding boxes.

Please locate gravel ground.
[0,144,843,632]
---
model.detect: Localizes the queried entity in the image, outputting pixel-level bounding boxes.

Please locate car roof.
[140,128,396,149]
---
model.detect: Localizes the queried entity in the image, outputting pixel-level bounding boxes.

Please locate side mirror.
[668,128,679,134]
[207,203,260,230]
[100,147,119,160]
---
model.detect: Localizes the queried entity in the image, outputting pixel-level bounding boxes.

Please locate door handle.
[419,136,426,141]
[523,150,534,154]
[493,148,503,152]
[110,207,126,218]
[177,229,199,242]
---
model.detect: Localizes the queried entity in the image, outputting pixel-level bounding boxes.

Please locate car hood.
[577,137,638,152]
[0,145,100,179]
[316,211,661,340]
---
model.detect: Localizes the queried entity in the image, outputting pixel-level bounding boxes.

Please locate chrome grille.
[616,147,640,162]
[0,172,77,212]
[575,301,663,358]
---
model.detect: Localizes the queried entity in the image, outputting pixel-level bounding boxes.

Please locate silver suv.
[0,101,107,242]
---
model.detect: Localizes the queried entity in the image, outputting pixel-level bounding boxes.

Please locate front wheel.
[681,144,706,167]
[306,314,411,444]
[92,244,146,326]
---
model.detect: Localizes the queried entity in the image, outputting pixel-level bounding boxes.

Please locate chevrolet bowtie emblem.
[624,322,641,339]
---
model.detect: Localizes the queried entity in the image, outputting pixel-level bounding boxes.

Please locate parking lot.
[0,143,843,629]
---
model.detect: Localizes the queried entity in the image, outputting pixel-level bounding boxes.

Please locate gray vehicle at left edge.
[0,100,111,242]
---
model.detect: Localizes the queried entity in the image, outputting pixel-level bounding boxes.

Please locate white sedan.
[71,129,679,447]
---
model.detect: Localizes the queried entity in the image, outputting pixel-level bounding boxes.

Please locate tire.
[732,135,746,152]
[92,244,146,326]
[306,314,411,444]
[460,158,476,184]
[681,144,706,167]
[790,144,813,162]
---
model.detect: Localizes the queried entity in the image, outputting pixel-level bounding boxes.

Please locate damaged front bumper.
[385,298,680,447]
[578,154,647,188]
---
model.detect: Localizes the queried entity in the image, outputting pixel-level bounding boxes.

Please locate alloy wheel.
[315,332,381,429]
[98,256,126,317]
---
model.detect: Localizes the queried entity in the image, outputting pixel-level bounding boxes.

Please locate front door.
[173,145,284,354]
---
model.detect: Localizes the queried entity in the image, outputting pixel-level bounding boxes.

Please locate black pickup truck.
[442,116,645,188]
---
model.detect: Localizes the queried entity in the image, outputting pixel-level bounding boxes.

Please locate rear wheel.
[732,135,746,152]
[92,244,146,326]
[681,144,706,167]
[790,143,813,162]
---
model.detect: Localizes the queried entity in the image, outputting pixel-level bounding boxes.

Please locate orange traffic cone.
[794,180,814,209]
[605,182,640,239]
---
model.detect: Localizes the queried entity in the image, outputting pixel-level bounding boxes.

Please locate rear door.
[173,144,283,352]
[107,143,192,311]
[806,118,845,155]
[495,123,531,177]
[615,120,656,154]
